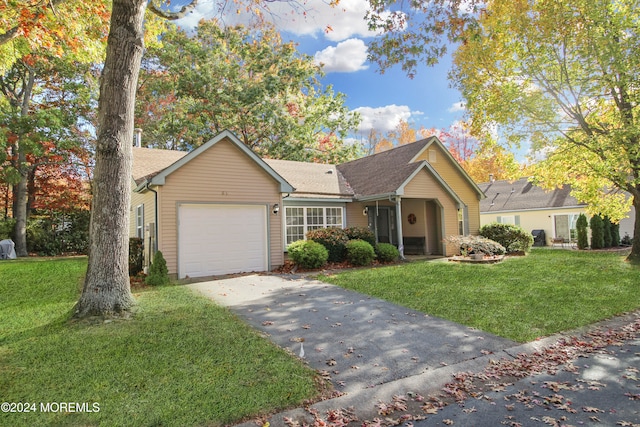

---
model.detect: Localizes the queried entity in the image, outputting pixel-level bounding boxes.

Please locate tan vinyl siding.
[345,202,370,228]
[157,138,283,275]
[414,144,481,235]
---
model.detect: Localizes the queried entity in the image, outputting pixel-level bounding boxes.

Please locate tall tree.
[76,0,198,316]
[450,0,640,263]
[136,21,360,163]
[0,55,97,255]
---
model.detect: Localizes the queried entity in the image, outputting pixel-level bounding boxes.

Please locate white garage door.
[178,204,268,278]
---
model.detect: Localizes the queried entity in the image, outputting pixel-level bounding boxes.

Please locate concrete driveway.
[188,274,517,395]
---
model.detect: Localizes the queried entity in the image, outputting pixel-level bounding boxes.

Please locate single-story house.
[130,130,484,279]
[479,177,635,245]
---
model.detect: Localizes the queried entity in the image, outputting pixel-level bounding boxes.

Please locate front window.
[285,206,343,246]
[135,205,144,238]
[500,215,516,225]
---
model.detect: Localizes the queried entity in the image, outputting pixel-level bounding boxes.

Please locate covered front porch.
[358,197,452,257]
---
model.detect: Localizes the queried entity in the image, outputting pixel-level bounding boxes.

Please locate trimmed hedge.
[345,239,375,266]
[375,243,399,263]
[345,227,376,247]
[479,222,533,254]
[287,240,328,269]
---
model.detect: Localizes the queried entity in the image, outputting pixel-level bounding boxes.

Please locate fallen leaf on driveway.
[261,321,274,326]
[582,406,604,413]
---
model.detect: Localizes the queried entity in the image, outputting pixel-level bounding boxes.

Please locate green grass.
[0,257,319,427]
[320,249,640,343]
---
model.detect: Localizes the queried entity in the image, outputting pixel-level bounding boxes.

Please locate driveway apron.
[188,274,517,395]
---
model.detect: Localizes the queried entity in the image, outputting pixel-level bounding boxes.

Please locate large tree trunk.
[12,68,35,257]
[75,0,147,317]
[627,193,640,264]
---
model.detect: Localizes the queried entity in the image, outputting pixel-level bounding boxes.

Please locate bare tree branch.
[148,0,200,20]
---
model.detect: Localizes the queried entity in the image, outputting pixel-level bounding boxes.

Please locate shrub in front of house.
[287,240,328,269]
[603,216,613,248]
[146,250,170,286]
[611,222,621,247]
[306,227,349,262]
[479,223,533,253]
[346,239,376,266]
[576,213,589,249]
[445,235,506,256]
[375,242,399,263]
[345,226,376,247]
[590,214,605,249]
[129,237,144,276]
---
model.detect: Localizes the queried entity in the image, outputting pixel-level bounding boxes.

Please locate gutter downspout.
[392,195,405,260]
[145,183,159,254]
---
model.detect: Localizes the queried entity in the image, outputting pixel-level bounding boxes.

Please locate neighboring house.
[131,130,484,279]
[479,177,635,245]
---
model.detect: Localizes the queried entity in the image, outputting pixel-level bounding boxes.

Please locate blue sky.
[174,0,468,141]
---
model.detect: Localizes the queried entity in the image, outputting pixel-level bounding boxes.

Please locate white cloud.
[353,104,414,133]
[314,39,368,73]
[448,101,466,113]
[174,0,392,42]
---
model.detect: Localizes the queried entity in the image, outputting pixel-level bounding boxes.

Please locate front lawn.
[320,249,640,342]
[0,257,320,427]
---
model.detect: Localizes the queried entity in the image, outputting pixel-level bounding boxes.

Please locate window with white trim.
[285,206,343,246]
[498,215,516,225]
[135,205,144,239]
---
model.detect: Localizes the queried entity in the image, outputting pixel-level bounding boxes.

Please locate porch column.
[395,196,405,259]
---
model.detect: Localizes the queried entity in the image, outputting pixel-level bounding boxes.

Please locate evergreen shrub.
[146,250,170,286]
[287,240,328,269]
[590,215,605,249]
[375,243,399,263]
[345,239,376,266]
[576,213,589,249]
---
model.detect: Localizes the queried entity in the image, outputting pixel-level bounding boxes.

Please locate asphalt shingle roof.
[478,178,585,213]
[336,137,436,197]
[263,159,353,199]
[131,146,187,185]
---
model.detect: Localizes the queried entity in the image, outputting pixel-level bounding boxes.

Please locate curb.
[233,310,640,426]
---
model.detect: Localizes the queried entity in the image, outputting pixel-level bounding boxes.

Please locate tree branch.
[148,0,199,20]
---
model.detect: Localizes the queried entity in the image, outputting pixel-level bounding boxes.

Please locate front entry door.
[368,206,396,245]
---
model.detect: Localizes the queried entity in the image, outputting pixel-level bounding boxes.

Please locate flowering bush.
[345,226,376,247]
[307,227,349,262]
[445,235,506,256]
